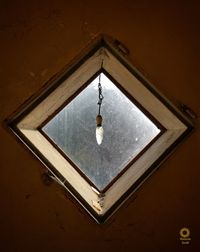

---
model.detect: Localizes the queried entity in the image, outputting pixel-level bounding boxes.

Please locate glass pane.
[42,73,160,190]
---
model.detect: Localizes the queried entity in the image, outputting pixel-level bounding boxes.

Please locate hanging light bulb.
[96,71,104,145]
[96,115,103,145]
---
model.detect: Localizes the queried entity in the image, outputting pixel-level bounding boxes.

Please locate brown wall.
[1,1,200,251]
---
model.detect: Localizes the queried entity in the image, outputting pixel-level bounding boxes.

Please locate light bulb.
[96,115,103,145]
[96,125,103,145]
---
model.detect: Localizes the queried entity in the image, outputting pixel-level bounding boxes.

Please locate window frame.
[8,35,193,223]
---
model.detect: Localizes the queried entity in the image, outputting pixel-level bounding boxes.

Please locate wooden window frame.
[8,35,193,223]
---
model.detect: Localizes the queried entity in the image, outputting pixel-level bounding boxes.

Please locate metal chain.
[97,73,104,115]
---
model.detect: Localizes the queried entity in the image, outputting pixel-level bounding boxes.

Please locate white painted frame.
[10,38,193,223]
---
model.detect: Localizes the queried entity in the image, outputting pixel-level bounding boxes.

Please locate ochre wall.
[1,1,200,251]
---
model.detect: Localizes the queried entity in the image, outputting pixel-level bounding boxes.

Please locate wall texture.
[1,1,200,251]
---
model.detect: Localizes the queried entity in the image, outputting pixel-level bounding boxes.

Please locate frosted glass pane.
[42,73,160,190]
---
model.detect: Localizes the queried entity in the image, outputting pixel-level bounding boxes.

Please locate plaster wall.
[1,1,200,251]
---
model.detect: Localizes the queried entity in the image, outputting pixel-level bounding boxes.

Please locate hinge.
[113,39,130,56]
[179,103,197,120]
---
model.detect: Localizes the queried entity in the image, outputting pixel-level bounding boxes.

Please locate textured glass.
[42,73,160,190]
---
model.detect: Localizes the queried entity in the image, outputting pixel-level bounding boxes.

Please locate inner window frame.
[39,69,165,193]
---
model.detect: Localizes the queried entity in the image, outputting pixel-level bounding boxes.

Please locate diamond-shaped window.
[8,36,193,223]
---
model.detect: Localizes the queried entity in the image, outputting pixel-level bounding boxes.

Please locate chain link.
[97,73,104,115]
